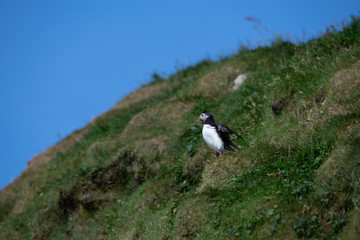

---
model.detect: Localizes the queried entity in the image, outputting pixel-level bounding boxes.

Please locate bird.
[197,111,243,157]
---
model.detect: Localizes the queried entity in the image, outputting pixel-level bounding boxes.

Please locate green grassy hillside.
[1,16,360,239]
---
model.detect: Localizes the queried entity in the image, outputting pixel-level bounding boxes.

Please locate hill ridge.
[1,17,360,239]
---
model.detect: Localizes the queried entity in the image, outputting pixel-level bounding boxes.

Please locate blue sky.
[0,0,358,189]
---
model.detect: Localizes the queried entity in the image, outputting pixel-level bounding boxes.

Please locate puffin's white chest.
[202,124,224,153]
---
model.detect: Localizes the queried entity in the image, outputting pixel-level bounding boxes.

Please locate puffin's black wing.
[217,123,244,140]
[216,123,243,151]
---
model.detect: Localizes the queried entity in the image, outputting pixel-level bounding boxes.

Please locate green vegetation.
[1,16,360,239]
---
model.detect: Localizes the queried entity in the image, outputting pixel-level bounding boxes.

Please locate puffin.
[197,112,243,157]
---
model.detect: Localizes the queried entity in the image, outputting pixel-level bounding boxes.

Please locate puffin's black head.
[197,111,213,123]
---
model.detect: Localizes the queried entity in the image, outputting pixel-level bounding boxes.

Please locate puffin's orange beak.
[197,116,201,122]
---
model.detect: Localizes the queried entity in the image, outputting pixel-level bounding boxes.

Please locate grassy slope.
[1,17,360,239]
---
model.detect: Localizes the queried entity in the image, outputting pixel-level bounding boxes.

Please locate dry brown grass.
[331,60,360,99]
[188,65,243,100]
[278,60,360,134]
[198,151,251,192]
[120,101,194,140]
[117,101,195,177]
[114,81,169,110]
[132,136,168,158]
[87,80,172,126]
[85,137,119,165]
[325,60,360,117]
[28,128,86,172]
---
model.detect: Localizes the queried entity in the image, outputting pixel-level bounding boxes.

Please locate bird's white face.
[197,112,209,122]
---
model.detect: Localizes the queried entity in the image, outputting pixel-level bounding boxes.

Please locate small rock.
[232,73,248,91]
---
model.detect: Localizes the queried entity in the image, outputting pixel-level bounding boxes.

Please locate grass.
[1,16,360,239]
